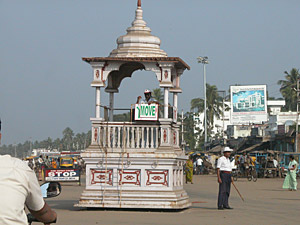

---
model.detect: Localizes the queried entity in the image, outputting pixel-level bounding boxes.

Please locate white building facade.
[193,99,289,141]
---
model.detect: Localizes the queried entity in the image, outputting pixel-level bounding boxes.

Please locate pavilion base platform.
[75,148,190,209]
[76,189,190,209]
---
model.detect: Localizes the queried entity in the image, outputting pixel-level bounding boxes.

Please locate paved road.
[45,175,299,225]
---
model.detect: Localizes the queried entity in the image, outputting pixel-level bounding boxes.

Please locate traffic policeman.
[217,146,234,210]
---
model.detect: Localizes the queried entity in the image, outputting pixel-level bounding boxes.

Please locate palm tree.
[206,84,223,129]
[152,88,164,118]
[190,98,204,113]
[277,68,300,111]
[62,127,74,150]
[151,88,164,105]
[190,84,223,129]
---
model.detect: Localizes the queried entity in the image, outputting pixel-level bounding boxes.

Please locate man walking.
[217,147,233,210]
[239,152,246,176]
[196,157,204,174]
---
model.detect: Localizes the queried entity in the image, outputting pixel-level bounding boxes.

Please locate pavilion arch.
[84,57,189,121]
[105,62,146,92]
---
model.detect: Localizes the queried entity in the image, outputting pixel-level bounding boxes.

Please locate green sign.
[135,104,158,121]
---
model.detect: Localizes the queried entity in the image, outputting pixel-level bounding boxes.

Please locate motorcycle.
[27,181,61,225]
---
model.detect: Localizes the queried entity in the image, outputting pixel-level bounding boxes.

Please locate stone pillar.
[95,87,101,118]
[173,93,178,111]
[109,92,114,121]
[164,87,169,119]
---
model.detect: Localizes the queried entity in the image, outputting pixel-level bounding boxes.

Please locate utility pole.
[29,137,32,156]
[181,110,186,152]
[197,56,209,149]
[295,77,300,152]
[14,143,17,158]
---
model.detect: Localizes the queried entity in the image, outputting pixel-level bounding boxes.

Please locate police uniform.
[217,147,233,210]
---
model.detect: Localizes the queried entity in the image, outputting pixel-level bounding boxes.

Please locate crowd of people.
[24,155,85,180]
[185,147,299,210]
[186,151,283,180]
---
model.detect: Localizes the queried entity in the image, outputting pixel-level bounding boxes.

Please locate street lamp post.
[295,77,300,152]
[181,110,186,152]
[197,56,209,149]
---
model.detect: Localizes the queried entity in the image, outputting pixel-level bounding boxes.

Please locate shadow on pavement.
[47,200,81,211]
[272,198,300,201]
[48,200,191,213]
[259,189,286,192]
[189,206,217,210]
[84,208,188,213]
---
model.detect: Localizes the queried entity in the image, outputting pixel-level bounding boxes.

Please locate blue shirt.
[239,155,246,164]
[140,97,157,104]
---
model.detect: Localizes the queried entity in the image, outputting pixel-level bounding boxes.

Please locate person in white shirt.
[0,155,57,225]
[273,158,278,168]
[217,147,233,210]
[196,157,204,174]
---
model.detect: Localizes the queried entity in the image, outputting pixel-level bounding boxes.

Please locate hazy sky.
[1,0,299,145]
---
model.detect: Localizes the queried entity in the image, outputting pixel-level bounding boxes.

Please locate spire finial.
[137,0,141,7]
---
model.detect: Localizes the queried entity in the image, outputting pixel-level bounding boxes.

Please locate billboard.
[230,85,268,124]
[134,104,159,121]
[44,169,80,182]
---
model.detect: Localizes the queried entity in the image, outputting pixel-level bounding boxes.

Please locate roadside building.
[193,99,287,143]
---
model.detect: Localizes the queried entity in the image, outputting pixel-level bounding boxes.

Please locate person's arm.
[290,164,296,171]
[26,169,57,224]
[217,168,222,183]
[29,202,57,224]
[148,100,159,105]
[136,96,142,104]
[216,158,222,183]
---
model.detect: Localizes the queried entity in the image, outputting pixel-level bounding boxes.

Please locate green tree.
[277,68,300,111]
[46,137,53,149]
[190,98,204,113]
[62,127,74,151]
[73,133,87,150]
[190,83,223,133]
[152,88,163,105]
[183,112,197,150]
[114,113,131,122]
[53,138,61,151]
[151,88,164,118]
[86,130,92,147]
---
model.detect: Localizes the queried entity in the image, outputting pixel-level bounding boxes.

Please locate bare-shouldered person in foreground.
[0,155,57,225]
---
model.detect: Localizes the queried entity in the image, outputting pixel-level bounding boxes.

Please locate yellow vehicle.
[250,156,256,166]
[59,157,74,168]
[25,156,36,160]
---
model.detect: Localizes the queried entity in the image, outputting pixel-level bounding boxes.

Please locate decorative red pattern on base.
[146,170,168,186]
[163,129,167,143]
[94,128,98,142]
[119,170,141,185]
[173,131,176,145]
[152,176,163,181]
[124,175,134,180]
[90,169,112,185]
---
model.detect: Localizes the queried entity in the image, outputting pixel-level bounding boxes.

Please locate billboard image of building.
[230,85,268,124]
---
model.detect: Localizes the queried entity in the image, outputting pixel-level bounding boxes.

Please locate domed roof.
[109,1,167,58]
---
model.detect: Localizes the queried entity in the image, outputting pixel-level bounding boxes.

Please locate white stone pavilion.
[76,0,191,209]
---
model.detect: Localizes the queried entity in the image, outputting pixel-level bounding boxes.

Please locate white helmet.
[144,89,151,94]
[223,147,233,152]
